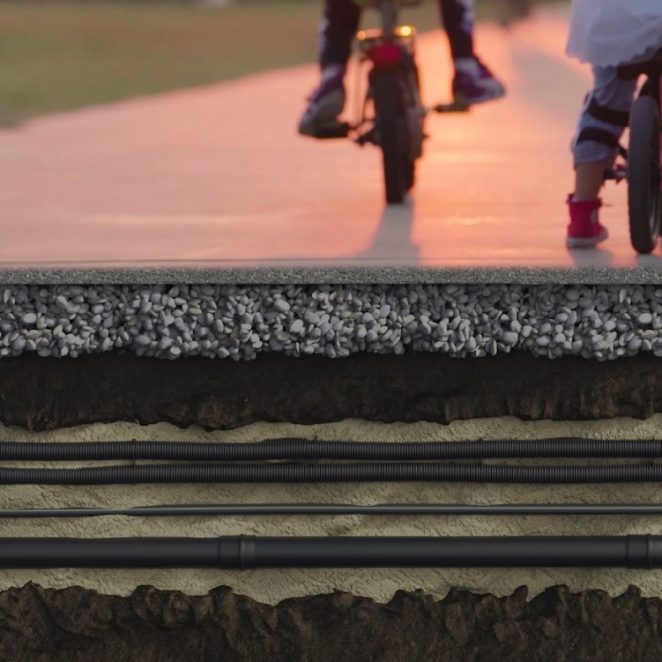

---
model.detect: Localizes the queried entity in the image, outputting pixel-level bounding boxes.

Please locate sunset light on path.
[1,6,659,278]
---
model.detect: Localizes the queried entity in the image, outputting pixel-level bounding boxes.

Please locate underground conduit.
[6,503,662,518]
[3,439,662,461]
[5,463,662,484]
[0,535,660,568]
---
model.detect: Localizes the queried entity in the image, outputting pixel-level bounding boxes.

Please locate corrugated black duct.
[3,463,662,484]
[1,438,661,461]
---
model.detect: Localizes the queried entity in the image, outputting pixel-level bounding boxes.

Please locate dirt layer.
[1,583,660,662]
[1,352,661,431]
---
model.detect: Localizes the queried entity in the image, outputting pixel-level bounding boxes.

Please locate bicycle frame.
[311,0,465,140]
[353,0,421,34]
[606,66,662,184]
[311,0,468,203]
[348,1,419,137]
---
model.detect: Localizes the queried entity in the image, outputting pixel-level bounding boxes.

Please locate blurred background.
[0,0,564,127]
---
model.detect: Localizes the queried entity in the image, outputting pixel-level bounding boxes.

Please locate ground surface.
[2,6,661,283]
[0,583,660,662]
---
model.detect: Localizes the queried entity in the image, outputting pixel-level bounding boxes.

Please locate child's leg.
[567,66,636,247]
[439,0,474,61]
[319,0,361,72]
[438,0,505,104]
[572,66,637,200]
[299,0,360,135]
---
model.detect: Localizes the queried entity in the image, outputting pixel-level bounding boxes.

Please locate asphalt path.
[1,6,661,284]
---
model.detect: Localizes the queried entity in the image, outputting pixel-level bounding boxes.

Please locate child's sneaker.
[566,195,609,248]
[298,67,346,136]
[452,57,506,105]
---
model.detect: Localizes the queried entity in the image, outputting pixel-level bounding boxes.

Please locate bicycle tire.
[372,67,407,204]
[402,58,422,192]
[404,158,416,192]
[628,96,662,254]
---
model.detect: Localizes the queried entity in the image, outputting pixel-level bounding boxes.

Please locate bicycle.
[308,0,467,205]
[606,49,662,254]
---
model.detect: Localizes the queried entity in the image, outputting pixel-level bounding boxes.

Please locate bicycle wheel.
[628,96,662,254]
[402,57,424,193]
[372,67,407,205]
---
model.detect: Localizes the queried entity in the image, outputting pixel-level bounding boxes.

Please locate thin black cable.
[2,438,662,461]
[4,503,662,518]
[3,462,662,484]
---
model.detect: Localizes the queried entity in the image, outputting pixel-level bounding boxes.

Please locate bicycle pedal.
[310,122,351,139]
[605,165,627,183]
[356,127,378,146]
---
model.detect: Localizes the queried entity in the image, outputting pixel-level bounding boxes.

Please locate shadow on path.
[353,197,422,263]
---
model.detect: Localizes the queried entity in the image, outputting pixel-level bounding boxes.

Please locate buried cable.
[2,438,662,461]
[0,535,661,568]
[5,462,662,484]
[6,503,662,518]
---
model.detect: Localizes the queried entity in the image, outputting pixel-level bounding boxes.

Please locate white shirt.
[566,0,662,67]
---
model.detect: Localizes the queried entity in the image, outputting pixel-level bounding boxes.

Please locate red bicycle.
[310,0,467,205]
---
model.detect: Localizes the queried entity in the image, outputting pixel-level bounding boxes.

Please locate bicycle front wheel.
[627,96,661,254]
[372,67,407,205]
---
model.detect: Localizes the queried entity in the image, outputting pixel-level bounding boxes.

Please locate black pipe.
[2,438,662,461]
[4,503,662,518]
[0,535,661,568]
[3,462,662,484]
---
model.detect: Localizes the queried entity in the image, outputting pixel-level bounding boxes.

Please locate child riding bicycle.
[299,0,505,136]
[566,0,662,248]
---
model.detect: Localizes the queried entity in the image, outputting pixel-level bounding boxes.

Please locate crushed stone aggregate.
[0,284,662,360]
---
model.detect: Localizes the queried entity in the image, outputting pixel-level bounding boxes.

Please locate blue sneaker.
[452,57,506,106]
[298,68,346,136]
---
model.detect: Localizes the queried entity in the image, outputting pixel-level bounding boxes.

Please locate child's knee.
[572,68,635,167]
[572,100,626,166]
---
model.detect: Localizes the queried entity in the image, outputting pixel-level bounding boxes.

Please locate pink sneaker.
[566,195,609,248]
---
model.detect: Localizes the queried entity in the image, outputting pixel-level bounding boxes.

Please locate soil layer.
[0,353,660,431]
[0,583,659,662]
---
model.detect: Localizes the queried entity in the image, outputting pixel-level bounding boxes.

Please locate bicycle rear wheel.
[402,57,424,192]
[627,96,662,254]
[372,67,407,205]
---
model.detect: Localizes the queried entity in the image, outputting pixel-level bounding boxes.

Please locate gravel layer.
[1,284,662,361]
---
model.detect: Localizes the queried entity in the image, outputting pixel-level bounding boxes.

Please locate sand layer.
[1,417,662,602]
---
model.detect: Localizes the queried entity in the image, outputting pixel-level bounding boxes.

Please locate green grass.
[0,0,326,125]
[0,0,556,126]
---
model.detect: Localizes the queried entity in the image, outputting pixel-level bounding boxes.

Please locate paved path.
[1,7,661,284]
